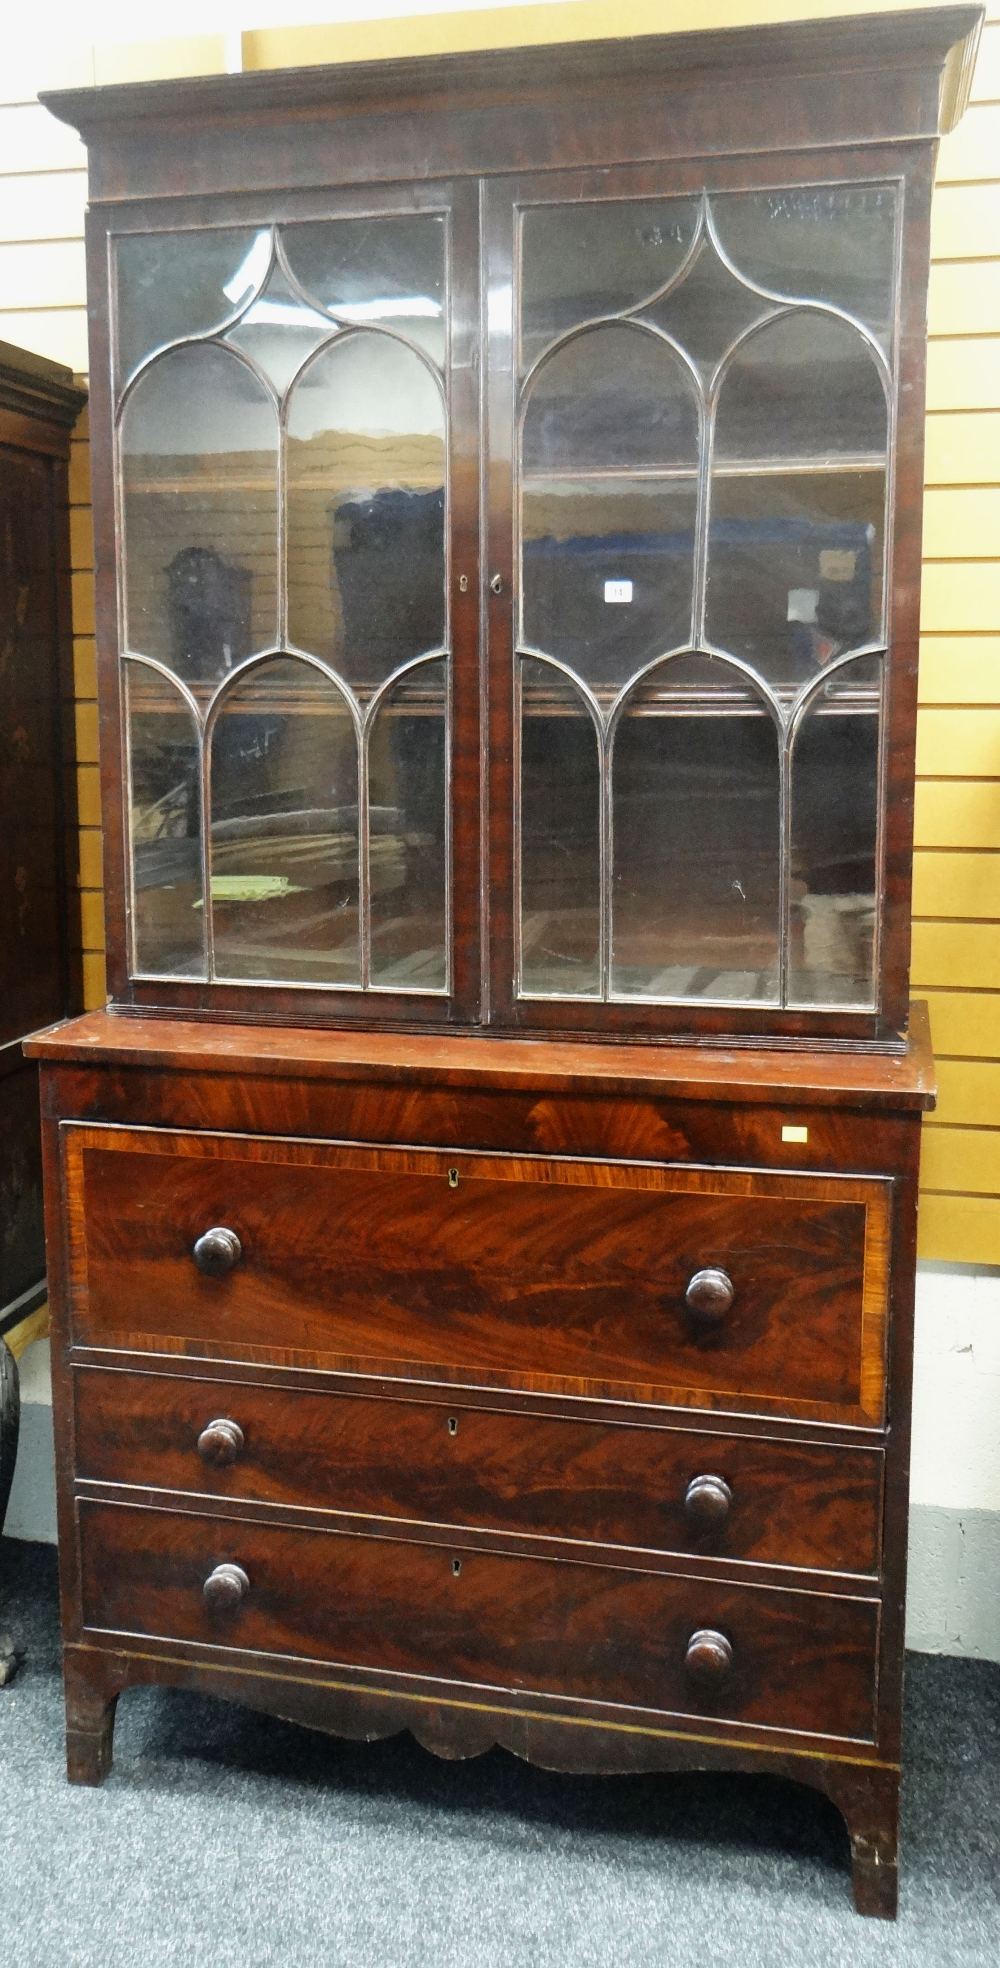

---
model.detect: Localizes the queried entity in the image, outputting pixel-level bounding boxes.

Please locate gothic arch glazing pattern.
[116,214,451,990]
[517,182,897,1008]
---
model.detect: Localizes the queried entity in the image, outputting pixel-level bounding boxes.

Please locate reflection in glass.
[522,478,697,688]
[121,343,278,681]
[714,312,888,462]
[520,657,601,995]
[127,661,205,978]
[286,333,445,690]
[368,660,447,990]
[282,214,447,364]
[523,325,699,474]
[712,183,898,353]
[789,658,881,1007]
[611,658,780,1000]
[115,227,271,388]
[705,469,885,689]
[512,184,895,1014]
[641,236,770,378]
[519,198,699,370]
[225,261,332,393]
[209,657,359,985]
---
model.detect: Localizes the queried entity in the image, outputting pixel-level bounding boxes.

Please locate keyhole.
[452,1558,462,1577]
[447,1167,459,1189]
[447,1416,458,1437]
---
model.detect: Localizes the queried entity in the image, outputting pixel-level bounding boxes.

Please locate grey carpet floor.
[2,1538,999,1968]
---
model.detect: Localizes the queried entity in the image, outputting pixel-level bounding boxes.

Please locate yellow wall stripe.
[921,989,1000,1058]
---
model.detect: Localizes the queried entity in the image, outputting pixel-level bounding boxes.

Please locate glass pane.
[209,656,359,985]
[523,324,699,473]
[121,343,278,682]
[640,235,771,378]
[712,183,898,352]
[286,333,446,691]
[519,197,699,371]
[519,657,601,996]
[789,657,881,1007]
[522,478,696,690]
[705,468,885,691]
[126,661,205,978]
[611,657,780,1000]
[281,215,446,365]
[116,227,270,389]
[368,659,448,990]
[225,261,332,394]
[714,312,888,462]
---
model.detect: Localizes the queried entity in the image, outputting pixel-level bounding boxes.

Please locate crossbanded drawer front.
[73,1365,884,1576]
[78,1500,880,1743]
[62,1125,892,1425]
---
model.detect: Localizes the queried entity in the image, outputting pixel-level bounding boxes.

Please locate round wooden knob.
[684,1628,733,1686]
[684,1473,733,1532]
[684,1267,734,1327]
[197,1418,245,1468]
[202,1562,250,1612]
[192,1226,242,1277]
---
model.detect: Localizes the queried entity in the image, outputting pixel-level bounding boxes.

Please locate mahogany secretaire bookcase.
[30,7,982,1918]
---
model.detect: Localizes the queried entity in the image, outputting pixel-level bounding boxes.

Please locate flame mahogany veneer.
[31,4,980,1921]
[30,1004,934,1919]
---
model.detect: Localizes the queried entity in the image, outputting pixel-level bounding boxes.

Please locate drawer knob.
[192,1226,242,1277]
[203,1562,250,1612]
[197,1418,245,1467]
[684,1627,733,1686]
[684,1267,734,1327]
[683,1473,733,1531]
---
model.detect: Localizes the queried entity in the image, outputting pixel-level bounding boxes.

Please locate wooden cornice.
[41,7,983,143]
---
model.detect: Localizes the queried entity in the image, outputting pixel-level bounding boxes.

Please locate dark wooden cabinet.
[0,343,85,1544]
[30,7,981,1917]
[0,343,84,1338]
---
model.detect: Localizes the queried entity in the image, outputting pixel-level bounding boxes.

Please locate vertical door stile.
[482,181,518,1027]
[447,178,487,1022]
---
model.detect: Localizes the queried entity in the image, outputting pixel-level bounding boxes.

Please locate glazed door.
[103,181,481,1022]
[484,158,905,1040]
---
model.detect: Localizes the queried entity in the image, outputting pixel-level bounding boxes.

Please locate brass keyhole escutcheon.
[447,1416,458,1436]
[447,1167,459,1189]
[452,1558,462,1577]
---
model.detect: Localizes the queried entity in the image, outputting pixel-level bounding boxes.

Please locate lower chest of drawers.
[53,1099,901,1752]
[29,1016,930,1916]
[63,1115,893,1749]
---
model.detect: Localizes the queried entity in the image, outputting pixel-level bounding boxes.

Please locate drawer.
[78,1499,880,1743]
[63,1125,892,1425]
[73,1365,883,1576]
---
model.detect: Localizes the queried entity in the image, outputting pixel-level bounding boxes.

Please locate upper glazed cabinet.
[57,7,981,1043]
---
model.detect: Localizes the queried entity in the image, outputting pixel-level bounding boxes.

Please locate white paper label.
[819,548,857,582]
[604,580,633,604]
[787,587,819,624]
